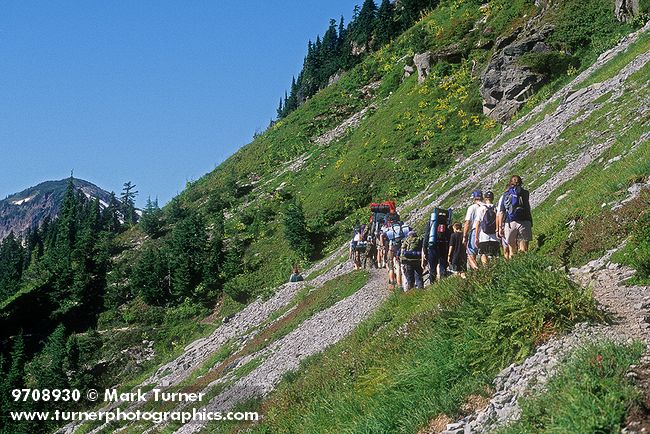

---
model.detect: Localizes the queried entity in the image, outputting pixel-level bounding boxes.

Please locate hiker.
[423,207,452,282]
[366,236,378,268]
[447,222,467,278]
[386,221,408,289]
[497,175,533,256]
[474,191,500,265]
[496,188,510,259]
[352,224,367,270]
[289,265,304,282]
[463,190,483,270]
[401,230,424,290]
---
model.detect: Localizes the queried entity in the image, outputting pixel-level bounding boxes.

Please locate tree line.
[0,179,229,433]
[277,0,439,119]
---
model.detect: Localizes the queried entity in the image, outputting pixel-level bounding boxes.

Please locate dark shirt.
[449,232,467,266]
[289,273,304,283]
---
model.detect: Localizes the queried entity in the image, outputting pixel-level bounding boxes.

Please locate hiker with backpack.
[463,190,483,270]
[497,175,533,256]
[386,221,409,289]
[423,207,452,282]
[447,222,467,278]
[366,236,378,269]
[496,190,511,259]
[474,191,500,265]
[400,230,424,290]
[289,265,304,282]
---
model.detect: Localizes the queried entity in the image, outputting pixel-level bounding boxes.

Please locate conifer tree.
[283,200,312,260]
[132,245,168,305]
[0,233,24,301]
[141,196,164,237]
[120,181,139,225]
[350,0,377,50]
[32,324,68,390]
[201,212,224,299]
[375,0,399,47]
[167,211,207,300]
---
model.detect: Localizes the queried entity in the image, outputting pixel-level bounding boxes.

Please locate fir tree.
[283,200,312,260]
[32,324,68,390]
[0,233,25,301]
[350,0,377,50]
[167,211,207,300]
[140,196,164,237]
[375,0,399,47]
[132,245,168,305]
[120,181,139,225]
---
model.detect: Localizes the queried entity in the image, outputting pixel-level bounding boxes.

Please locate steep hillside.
[3,1,649,433]
[0,178,113,240]
[60,11,650,434]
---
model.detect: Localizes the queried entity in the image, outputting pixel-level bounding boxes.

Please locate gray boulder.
[414,51,433,84]
[615,0,639,22]
[480,25,554,123]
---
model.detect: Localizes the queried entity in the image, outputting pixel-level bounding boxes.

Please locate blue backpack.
[504,186,526,222]
[428,207,453,246]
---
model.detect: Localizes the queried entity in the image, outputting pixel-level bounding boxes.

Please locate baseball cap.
[485,191,494,199]
[471,190,483,199]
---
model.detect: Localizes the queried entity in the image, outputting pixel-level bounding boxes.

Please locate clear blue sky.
[0,1,359,205]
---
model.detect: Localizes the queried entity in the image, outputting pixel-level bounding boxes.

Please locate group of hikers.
[348,175,533,290]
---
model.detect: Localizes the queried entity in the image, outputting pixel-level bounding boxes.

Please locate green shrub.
[498,340,643,434]
[519,51,580,77]
[550,0,632,54]
[627,210,650,280]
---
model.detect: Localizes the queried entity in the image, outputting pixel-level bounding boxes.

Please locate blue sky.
[0,0,359,205]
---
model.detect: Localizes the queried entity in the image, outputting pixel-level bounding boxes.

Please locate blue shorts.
[466,230,478,256]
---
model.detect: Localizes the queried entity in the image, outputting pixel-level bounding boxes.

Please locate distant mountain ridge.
[0,178,113,240]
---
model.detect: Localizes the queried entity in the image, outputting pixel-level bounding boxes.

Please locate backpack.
[401,235,422,261]
[387,213,400,224]
[504,186,526,222]
[388,223,408,253]
[480,205,497,235]
[428,207,453,246]
[354,241,368,252]
[371,212,387,237]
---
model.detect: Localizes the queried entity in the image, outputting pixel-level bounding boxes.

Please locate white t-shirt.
[475,204,499,242]
[496,196,504,215]
[465,202,483,232]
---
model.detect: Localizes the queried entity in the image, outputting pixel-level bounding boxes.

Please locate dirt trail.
[172,268,390,433]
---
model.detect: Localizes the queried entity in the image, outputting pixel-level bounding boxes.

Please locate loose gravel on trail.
[174,268,390,434]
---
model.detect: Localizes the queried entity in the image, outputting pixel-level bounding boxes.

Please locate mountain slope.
[63,18,650,434]
[0,178,113,240]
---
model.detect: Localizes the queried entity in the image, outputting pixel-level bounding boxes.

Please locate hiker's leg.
[519,240,529,253]
[395,259,402,286]
[427,245,437,284]
[504,224,519,256]
[403,264,414,290]
[413,262,424,289]
[466,231,479,270]
[438,243,449,279]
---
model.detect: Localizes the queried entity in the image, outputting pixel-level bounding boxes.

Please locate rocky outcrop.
[414,51,433,84]
[616,0,640,23]
[327,69,344,86]
[480,24,554,123]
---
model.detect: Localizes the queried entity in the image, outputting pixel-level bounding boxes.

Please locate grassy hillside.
[78,0,648,407]
[170,0,644,302]
[7,1,648,433]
